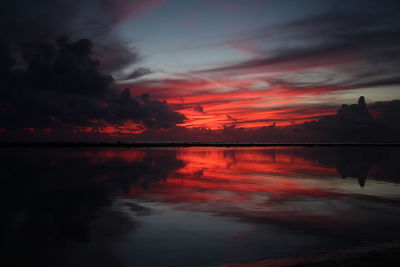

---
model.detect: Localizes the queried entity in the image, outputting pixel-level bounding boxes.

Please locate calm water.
[1,147,400,266]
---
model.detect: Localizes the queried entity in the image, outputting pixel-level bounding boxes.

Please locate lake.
[2,146,400,266]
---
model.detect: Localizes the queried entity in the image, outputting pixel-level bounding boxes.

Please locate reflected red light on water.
[119,148,341,212]
[82,149,146,163]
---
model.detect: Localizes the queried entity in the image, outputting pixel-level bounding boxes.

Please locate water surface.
[1,147,400,266]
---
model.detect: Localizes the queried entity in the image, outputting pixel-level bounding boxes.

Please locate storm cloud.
[0,0,162,74]
[0,36,185,132]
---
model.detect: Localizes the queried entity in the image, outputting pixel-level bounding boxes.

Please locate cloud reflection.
[1,147,400,266]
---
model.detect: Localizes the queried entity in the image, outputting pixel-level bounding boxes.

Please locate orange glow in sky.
[120,76,339,130]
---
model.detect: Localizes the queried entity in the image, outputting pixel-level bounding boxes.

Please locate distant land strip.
[1,142,400,148]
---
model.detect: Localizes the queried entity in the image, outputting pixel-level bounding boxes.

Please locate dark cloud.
[304,97,374,130]
[0,0,148,74]
[195,4,400,92]
[369,100,400,128]
[0,36,186,133]
[100,0,165,24]
[124,67,152,80]
[0,0,163,38]
[93,41,141,74]
[193,104,204,113]
[294,97,400,142]
[226,114,237,122]
[0,1,184,138]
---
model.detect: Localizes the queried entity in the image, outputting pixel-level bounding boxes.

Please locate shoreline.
[221,241,400,267]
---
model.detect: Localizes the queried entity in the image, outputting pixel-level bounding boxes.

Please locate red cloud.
[124,75,340,129]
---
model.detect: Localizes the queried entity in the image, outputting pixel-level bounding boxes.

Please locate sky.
[1,0,400,141]
[117,0,400,128]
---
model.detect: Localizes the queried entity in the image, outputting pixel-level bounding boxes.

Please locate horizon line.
[1,142,400,148]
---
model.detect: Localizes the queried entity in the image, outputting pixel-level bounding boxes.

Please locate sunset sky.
[1,0,400,139]
[114,0,400,128]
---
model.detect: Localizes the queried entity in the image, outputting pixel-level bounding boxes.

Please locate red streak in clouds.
[124,76,338,129]
[76,120,144,135]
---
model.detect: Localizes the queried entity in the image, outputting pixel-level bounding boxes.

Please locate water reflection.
[1,147,400,266]
[0,149,184,266]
